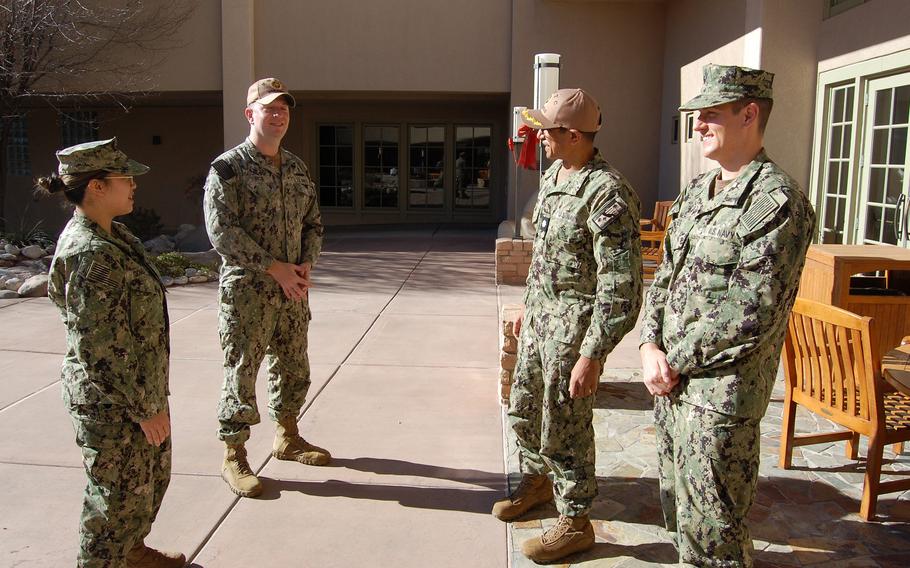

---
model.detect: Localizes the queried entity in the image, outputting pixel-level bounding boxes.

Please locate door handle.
[895,193,907,242]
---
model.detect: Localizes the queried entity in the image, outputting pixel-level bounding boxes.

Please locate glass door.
[859,72,910,247]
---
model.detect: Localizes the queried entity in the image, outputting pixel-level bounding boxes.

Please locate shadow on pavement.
[328,456,505,490]
[261,478,500,514]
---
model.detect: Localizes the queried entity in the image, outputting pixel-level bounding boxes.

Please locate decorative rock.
[175,225,213,252]
[143,235,176,254]
[0,253,16,261]
[4,244,20,255]
[173,276,188,285]
[188,275,208,284]
[20,245,45,259]
[0,290,19,299]
[184,267,198,278]
[0,260,13,268]
[4,277,23,291]
[17,274,48,297]
[45,244,56,255]
[160,276,175,287]
[178,249,221,269]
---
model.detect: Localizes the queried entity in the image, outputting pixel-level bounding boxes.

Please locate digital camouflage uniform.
[509,151,643,517]
[641,140,815,564]
[204,138,323,444]
[49,197,172,565]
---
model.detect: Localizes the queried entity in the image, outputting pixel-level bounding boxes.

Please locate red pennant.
[508,125,539,170]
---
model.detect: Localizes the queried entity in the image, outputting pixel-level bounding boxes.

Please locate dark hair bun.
[34,174,67,196]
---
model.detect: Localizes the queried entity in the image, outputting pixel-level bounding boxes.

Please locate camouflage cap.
[247,77,296,107]
[56,138,150,176]
[679,64,774,111]
[520,88,602,132]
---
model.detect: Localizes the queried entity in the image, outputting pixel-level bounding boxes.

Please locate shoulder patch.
[589,196,628,233]
[212,159,236,181]
[85,260,120,291]
[738,190,787,236]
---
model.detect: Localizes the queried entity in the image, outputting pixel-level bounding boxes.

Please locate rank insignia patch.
[590,197,627,233]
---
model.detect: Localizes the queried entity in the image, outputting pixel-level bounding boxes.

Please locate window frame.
[316,122,355,209]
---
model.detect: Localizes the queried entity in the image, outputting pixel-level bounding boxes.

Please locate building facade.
[5,0,909,249]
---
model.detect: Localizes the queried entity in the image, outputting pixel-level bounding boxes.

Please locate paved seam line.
[187,236,436,564]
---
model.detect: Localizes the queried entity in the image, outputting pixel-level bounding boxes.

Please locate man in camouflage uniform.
[492,88,643,563]
[47,139,184,567]
[639,64,816,566]
[204,78,327,498]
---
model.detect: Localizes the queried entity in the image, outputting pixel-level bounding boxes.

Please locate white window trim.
[809,49,910,244]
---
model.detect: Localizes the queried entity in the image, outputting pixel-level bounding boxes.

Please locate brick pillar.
[495,238,533,285]
[499,304,523,405]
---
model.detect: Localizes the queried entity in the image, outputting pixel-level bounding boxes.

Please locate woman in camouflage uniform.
[39,138,184,568]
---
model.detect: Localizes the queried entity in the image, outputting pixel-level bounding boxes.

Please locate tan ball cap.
[247,77,296,107]
[520,88,602,132]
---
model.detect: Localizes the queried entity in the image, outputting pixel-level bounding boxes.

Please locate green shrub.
[153,252,215,278]
[1,219,55,248]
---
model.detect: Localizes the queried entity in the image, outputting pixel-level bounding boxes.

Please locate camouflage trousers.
[654,395,761,568]
[507,316,597,516]
[217,285,311,444]
[73,418,171,568]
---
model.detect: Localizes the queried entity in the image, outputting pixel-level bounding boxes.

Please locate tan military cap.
[247,77,296,107]
[56,138,149,176]
[520,88,602,132]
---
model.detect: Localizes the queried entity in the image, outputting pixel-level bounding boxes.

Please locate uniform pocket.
[690,236,740,299]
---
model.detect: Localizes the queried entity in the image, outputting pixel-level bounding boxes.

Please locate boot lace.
[511,475,536,499]
[542,515,574,545]
[233,447,254,476]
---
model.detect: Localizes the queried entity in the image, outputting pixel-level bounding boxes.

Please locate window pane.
[886,168,903,204]
[61,111,99,147]
[829,125,842,158]
[841,125,852,158]
[408,126,445,209]
[865,206,883,241]
[364,125,399,208]
[832,89,845,123]
[889,127,907,165]
[454,125,492,209]
[882,206,897,244]
[875,89,893,126]
[845,87,854,118]
[317,124,354,208]
[6,116,31,176]
[871,129,889,165]
[839,162,850,196]
[868,168,886,203]
[893,85,909,124]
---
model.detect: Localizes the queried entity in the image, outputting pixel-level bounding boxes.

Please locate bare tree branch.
[0,0,196,228]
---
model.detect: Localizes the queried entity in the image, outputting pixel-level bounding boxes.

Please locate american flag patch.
[86,261,119,291]
[590,197,627,233]
[740,193,783,233]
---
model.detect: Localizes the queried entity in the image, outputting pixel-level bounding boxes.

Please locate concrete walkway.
[0,228,506,568]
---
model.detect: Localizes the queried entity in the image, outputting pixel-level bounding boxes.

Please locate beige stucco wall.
[150,0,223,92]
[665,0,820,194]
[252,0,512,92]
[508,0,666,220]
[7,105,223,236]
[658,0,748,200]
[817,0,910,73]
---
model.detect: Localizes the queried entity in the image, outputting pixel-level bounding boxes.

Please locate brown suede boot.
[521,514,595,563]
[272,416,331,466]
[491,474,554,521]
[222,443,263,498]
[126,542,186,568]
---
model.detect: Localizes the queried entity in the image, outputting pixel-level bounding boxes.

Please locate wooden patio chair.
[641,229,665,279]
[641,200,673,232]
[779,298,910,520]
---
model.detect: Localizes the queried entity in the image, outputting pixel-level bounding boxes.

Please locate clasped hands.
[639,342,679,396]
[267,261,312,301]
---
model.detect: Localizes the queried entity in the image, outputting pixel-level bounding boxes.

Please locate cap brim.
[256,92,296,107]
[106,159,150,176]
[520,108,558,130]
[679,93,742,112]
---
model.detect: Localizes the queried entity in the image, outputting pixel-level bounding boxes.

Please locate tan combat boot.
[272,416,331,466]
[521,514,595,563]
[222,443,263,498]
[491,473,554,521]
[125,542,186,568]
